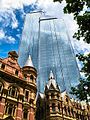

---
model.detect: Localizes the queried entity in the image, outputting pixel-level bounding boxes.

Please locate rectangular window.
[15,70,18,76]
[1,64,5,69]
[8,107,12,115]
[5,103,15,116]
[25,91,29,101]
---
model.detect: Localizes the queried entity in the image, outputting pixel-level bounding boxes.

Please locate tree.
[54,0,90,101]
[54,0,90,43]
[71,53,90,102]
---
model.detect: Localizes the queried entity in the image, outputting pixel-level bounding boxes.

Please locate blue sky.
[0,0,90,60]
[0,1,37,58]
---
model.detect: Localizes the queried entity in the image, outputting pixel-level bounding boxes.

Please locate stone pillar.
[15,103,22,120]
[0,98,5,119]
[29,108,34,120]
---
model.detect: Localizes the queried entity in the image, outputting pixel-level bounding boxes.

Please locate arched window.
[8,86,18,98]
[30,75,34,81]
[52,103,55,112]
[23,109,28,119]
[0,82,3,93]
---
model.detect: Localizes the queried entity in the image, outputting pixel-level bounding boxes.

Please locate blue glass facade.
[18,12,80,94]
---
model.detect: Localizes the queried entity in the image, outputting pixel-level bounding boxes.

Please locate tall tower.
[22,55,37,120]
[18,12,80,95]
[0,51,37,120]
[45,71,62,120]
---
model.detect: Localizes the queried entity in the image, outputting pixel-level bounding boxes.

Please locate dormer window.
[1,64,5,69]
[15,70,18,76]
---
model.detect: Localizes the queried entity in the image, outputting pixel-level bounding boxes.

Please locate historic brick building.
[0,51,90,120]
[0,51,37,120]
[36,71,90,120]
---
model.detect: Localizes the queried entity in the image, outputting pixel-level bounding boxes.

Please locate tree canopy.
[54,0,90,102]
[71,53,90,102]
[54,0,90,43]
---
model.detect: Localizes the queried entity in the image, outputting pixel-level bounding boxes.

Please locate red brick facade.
[0,51,37,120]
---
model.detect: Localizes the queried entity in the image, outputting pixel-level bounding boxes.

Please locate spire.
[49,70,55,80]
[47,71,59,90]
[45,70,60,92]
[24,55,34,67]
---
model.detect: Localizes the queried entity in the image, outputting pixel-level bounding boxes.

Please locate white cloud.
[0,0,36,9]
[7,36,16,43]
[0,29,16,44]
[0,30,5,39]
[12,21,18,29]
[11,14,18,29]
[0,9,19,29]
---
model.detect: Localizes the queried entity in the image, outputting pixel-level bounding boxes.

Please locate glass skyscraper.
[18,12,80,94]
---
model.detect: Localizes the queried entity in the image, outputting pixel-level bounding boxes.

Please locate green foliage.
[54,0,90,43]
[74,12,90,43]
[64,0,85,16]
[71,53,90,102]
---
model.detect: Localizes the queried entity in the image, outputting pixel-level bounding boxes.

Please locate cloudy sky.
[0,0,90,60]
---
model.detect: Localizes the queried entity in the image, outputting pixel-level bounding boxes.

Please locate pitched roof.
[46,71,60,91]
